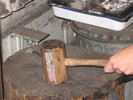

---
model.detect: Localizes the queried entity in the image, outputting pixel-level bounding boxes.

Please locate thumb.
[104,62,114,73]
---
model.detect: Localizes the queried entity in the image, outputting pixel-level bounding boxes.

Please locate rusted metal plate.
[3,44,123,100]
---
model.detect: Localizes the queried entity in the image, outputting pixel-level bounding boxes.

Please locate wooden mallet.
[41,39,108,84]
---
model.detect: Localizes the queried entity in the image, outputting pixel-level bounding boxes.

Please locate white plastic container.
[50,3,133,31]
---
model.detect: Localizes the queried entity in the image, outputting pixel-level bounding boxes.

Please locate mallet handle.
[65,58,108,67]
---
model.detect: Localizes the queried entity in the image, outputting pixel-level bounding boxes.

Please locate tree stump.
[3,45,124,100]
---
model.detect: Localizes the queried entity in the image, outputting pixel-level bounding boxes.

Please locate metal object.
[49,0,133,31]
[61,20,70,44]
[71,21,133,43]
[0,0,34,18]
[70,21,133,55]
[93,74,133,100]
[2,27,49,62]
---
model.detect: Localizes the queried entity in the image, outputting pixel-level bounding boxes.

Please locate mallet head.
[41,39,68,84]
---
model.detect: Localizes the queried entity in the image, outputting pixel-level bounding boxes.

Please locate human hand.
[104,45,133,75]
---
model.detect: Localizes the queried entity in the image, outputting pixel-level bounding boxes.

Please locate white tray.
[49,2,133,31]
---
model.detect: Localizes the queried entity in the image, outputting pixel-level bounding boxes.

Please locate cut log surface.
[3,45,124,100]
